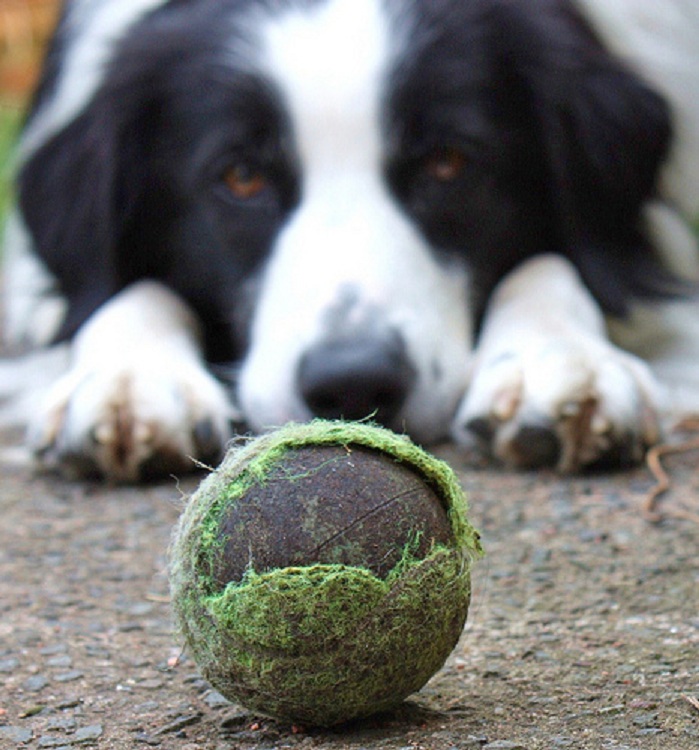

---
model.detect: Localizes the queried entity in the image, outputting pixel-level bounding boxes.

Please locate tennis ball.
[169,420,482,726]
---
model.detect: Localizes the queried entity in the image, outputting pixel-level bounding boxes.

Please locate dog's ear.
[18,100,125,341]
[496,0,677,313]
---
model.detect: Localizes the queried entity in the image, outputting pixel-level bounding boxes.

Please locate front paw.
[453,341,662,471]
[29,363,235,482]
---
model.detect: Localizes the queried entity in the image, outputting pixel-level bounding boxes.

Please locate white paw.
[453,339,663,471]
[29,361,235,482]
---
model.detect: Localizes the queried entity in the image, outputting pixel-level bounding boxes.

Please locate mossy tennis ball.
[169,420,482,726]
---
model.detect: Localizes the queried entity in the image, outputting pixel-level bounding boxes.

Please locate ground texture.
[1,429,698,750]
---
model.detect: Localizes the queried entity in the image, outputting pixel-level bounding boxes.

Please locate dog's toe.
[455,341,662,472]
[29,366,234,482]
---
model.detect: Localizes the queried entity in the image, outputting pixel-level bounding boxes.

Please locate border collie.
[3,0,699,481]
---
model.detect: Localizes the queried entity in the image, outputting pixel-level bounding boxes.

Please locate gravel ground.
[1,428,698,750]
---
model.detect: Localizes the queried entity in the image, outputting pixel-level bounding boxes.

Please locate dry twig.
[643,418,699,524]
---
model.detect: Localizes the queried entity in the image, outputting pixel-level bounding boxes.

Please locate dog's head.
[19,0,671,441]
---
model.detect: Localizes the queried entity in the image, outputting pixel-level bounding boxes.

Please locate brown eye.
[424,147,466,182]
[224,164,267,200]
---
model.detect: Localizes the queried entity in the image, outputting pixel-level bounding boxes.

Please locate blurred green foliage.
[0,106,22,239]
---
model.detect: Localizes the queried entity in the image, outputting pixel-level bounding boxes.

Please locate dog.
[2,0,699,481]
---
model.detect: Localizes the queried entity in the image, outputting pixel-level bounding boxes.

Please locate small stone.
[37,737,69,748]
[632,711,659,727]
[153,714,202,736]
[39,644,69,656]
[134,732,162,746]
[118,622,143,632]
[136,679,164,690]
[74,725,103,743]
[46,655,73,668]
[127,602,155,616]
[23,675,49,692]
[220,708,251,730]
[204,690,230,708]
[45,717,77,732]
[54,670,83,683]
[0,657,19,672]
[0,726,33,744]
[598,704,625,715]
[55,698,82,710]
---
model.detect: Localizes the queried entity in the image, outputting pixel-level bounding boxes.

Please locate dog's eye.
[424,147,466,182]
[223,164,267,200]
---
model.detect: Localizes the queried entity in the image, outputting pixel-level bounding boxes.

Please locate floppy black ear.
[497,0,676,314]
[18,103,123,341]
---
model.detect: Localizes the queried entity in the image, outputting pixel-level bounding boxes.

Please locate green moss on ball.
[169,420,483,727]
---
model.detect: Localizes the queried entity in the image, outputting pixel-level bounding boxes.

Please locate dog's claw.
[29,369,233,482]
[455,344,662,472]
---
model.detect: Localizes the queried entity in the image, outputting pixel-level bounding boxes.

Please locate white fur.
[25,281,235,481]
[238,0,471,441]
[2,209,66,347]
[454,256,663,470]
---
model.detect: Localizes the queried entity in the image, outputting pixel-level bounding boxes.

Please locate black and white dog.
[3,0,699,481]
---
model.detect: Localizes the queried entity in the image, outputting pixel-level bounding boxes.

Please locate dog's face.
[237,0,478,441]
[235,0,555,440]
[20,0,671,442]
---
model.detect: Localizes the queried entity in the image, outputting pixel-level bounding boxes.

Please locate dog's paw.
[28,362,235,482]
[453,339,662,471]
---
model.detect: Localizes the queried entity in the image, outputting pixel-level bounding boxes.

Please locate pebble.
[74,725,104,742]
[631,711,659,727]
[0,657,19,672]
[46,655,73,668]
[598,704,625,715]
[55,671,84,683]
[0,726,33,744]
[37,725,104,748]
[45,717,77,732]
[153,713,202,736]
[458,738,488,749]
[219,708,251,730]
[40,644,69,656]
[37,738,70,748]
[137,678,164,690]
[134,732,162,746]
[55,698,82,710]
[23,674,49,692]
[204,690,230,708]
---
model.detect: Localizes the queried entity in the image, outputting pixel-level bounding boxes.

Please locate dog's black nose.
[298,333,416,424]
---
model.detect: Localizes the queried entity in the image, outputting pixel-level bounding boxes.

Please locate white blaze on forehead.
[260,0,391,177]
[255,0,403,297]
